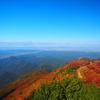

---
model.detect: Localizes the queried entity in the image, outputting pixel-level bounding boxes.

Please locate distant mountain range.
[0,56,38,88]
[0,51,100,88]
[0,58,100,100]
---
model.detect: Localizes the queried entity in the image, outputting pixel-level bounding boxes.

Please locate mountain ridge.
[1,58,100,100]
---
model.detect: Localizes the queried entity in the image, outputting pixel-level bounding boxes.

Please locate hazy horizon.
[0,46,100,53]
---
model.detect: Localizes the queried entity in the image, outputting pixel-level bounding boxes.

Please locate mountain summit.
[0,58,100,100]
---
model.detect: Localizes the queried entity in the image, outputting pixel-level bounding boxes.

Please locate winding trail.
[77,66,88,79]
[77,61,98,79]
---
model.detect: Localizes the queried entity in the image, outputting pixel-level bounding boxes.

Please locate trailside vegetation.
[23,76,100,100]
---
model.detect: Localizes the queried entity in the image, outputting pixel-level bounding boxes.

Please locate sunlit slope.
[1,58,100,100]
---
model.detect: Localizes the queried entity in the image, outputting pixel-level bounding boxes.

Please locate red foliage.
[69,58,89,67]
[87,65,95,69]
[96,62,100,67]
[83,62,100,85]
[14,96,22,100]
[1,58,100,100]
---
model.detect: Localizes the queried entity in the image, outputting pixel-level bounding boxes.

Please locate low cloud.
[0,41,69,47]
[0,41,99,48]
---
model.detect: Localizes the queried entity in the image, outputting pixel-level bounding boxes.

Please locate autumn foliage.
[82,61,100,86]
[0,58,100,100]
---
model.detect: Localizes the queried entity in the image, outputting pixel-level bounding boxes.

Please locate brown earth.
[77,66,88,79]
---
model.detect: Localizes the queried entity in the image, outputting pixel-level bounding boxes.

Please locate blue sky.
[0,0,100,47]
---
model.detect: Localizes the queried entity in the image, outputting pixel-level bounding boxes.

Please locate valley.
[0,50,100,88]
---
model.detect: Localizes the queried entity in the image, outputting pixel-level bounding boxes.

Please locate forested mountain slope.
[0,51,100,88]
[1,58,100,100]
[0,56,38,87]
[0,70,51,100]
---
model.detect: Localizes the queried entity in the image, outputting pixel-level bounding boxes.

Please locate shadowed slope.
[0,70,51,100]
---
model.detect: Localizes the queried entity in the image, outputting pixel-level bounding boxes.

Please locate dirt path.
[77,66,88,79]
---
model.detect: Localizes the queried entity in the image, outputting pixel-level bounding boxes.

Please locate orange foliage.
[1,58,100,100]
[1,70,51,100]
[82,62,100,86]
[14,96,22,100]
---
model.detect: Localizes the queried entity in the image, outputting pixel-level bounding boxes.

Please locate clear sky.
[0,0,100,47]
